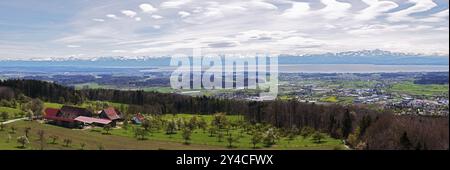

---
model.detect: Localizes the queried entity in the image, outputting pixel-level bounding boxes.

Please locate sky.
[0,0,448,59]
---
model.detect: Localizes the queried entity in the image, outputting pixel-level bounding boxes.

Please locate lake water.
[1,64,448,75]
[278,64,449,73]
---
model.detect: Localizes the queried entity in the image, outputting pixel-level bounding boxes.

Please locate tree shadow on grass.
[15,146,27,149]
[313,140,327,144]
[227,145,238,149]
[136,138,148,141]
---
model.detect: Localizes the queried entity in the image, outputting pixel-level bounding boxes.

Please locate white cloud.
[161,0,192,9]
[387,0,437,22]
[121,10,137,18]
[92,18,105,22]
[135,17,142,21]
[355,0,398,21]
[317,0,352,20]
[243,0,278,10]
[153,25,161,29]
[152,15,163,19]
[178,11,191,18]
[139,3,157,13]
[67,45,81,48]
[420,9,449,22]
[281,2,310,19]
[112,50,127,53]
[106,14,119,20]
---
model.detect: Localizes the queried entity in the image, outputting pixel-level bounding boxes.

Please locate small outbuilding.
[98,107,122,126]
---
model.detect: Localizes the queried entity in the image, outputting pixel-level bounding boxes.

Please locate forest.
[0,79,448,150]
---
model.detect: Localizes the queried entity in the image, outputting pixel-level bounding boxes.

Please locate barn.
[98,107,123,126]
[44,106,94,128]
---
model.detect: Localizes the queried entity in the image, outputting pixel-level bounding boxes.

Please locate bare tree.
[17,136,29,149]
[37,130,45,150]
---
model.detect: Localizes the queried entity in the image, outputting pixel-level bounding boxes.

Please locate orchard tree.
[166,119,177,136]
[188,116,198,130]
[312,132,325,144]
[0,122,5,131]
[26,110,33,121]
[287,131,297,144]
[122,116,130,130]
[49,135,59,144]
[17,136,29,149]
[226,133,239,148]
[63,138,72,147]
[37,130,45,150]
[263,128,279,147]
[1,112,8,121]
[198,117,208,133]
[134,127,149,140]
[23,99,44,119]
[103,124,112,135]
[24,127,31,138]
[251,130,263,149]
[10,126,16,134]
[141,118,151,131]
[217,130,224,142]
[301,127,314,140]
[181,127,192,144]
[212,113,228,129]
[208,126,217,137]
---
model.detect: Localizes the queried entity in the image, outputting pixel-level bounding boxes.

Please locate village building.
[131,113,145,124]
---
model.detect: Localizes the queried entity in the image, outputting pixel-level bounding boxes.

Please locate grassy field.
[0,120,224,150]
[73,83,114,90]
[103,114,345,150]
[0,115,346,150]
[390,82,449,96]
[320,96,338,103]
[142,87,174,93]
[44,102,64,109]
[0,107,23,121]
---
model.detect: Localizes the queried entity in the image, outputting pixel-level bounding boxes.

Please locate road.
[1,118,27,125]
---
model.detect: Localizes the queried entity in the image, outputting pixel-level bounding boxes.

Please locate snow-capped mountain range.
[0,50,448,65]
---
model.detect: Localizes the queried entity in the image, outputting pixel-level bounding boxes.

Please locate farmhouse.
[44,108,76,127]
[44,105,118,128]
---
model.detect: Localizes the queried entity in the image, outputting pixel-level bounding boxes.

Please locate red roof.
[44,108,59,117]
[135,113,145,121]
[102,107,121,120]
[74,116,112,125]
[44,108,75,123]
[60,106,92,119]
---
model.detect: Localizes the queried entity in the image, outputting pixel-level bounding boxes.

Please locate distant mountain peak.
[0,49,447,62]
